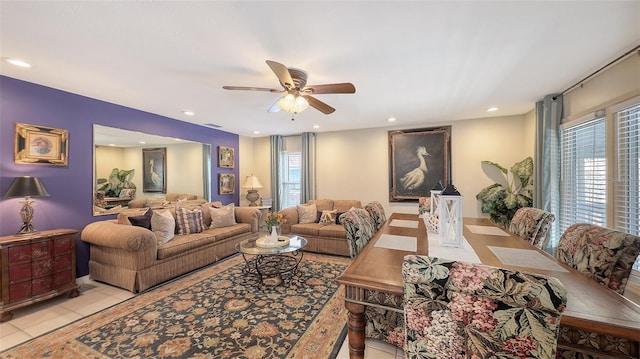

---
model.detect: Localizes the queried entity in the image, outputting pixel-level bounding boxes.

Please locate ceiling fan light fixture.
[278,93,309,113]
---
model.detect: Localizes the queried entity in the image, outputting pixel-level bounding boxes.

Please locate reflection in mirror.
[93,125,211,216]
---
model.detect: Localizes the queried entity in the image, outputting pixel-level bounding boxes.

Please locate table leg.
[345,301,366,359]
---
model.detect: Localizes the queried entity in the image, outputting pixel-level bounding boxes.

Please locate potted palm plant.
[476,157,533,229]
[96,168,136,198]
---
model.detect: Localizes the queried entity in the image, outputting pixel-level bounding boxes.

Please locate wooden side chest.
[0,229,80,322]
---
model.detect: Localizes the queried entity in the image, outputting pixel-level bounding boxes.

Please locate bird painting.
[149,159,161,185]
[400,146,430,191]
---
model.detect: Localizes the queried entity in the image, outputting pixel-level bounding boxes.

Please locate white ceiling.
[1,1,639,137]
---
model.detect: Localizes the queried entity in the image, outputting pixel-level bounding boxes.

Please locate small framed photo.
[14,122,69,166]
[218,146,235,168]
[219,173,235,194]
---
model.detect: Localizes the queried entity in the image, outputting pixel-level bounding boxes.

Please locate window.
[559,117,607,235]
[615,103,640,270]
[280,151,301,209]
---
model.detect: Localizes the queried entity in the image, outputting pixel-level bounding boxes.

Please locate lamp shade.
[4,176,50,198]
[242,175,263,189]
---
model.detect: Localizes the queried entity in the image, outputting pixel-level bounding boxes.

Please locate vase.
[268,225,281,236]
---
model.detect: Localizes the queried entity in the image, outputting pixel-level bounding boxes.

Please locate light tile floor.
[0,276,404,358]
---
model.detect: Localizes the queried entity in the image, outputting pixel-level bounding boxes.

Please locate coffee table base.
[240,251,304,288]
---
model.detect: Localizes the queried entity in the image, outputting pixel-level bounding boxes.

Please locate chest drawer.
[7,245,32,263]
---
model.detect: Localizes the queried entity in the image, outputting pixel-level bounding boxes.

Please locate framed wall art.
[389,126,451,201]
[142,147,167,193]
[218,146,234,168]
[14,122,69,166]
[219,173,235,194]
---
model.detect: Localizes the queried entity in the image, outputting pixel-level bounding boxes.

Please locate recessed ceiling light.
[3,58,32,68]
[486,107,498,112]
[182,110,194,116]
[387,117,396,122]
[313,125,320,129]
[108,143,116,147]
[253,130,260,134]
[139,141,146,144]
[173,138,182,141]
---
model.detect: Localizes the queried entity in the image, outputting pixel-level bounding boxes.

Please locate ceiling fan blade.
[268,97,282,113]
[304,83,356,94]
[266,60,295,89]
[222,86,283,93]
[306,95,335,114]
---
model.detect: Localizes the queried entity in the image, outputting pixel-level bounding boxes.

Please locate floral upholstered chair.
[339,208,376,259]
[402,255,567,359]
[555,223,640,295]
[508,207,555,250]
[365,201,387,230]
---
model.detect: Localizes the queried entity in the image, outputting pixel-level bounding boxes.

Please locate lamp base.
[16,224,38,236]
[246,190,260,207]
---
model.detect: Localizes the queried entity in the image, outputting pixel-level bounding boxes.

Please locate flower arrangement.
[265,211,286,231]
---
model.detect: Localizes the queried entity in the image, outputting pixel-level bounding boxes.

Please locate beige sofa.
[279,199,363,256]
[81,203,260,292]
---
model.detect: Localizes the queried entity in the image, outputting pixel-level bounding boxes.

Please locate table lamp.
[4,176,50,235]
[242,174,263,206]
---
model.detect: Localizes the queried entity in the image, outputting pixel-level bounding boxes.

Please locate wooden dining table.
[337,213,640,359]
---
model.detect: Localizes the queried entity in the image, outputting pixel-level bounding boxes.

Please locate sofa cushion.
[309,199,334,212]
[210,203,236,228]
[334,200,363,213]
[290,223,324,237]
[156,223,251,260]
[175,206,206,235]
[297,203,318,224]
[317,224,347,238]
[151,209,175,244]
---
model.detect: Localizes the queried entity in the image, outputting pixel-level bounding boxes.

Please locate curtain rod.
[562,44,640,95]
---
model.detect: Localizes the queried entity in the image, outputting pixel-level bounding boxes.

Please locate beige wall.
[243,113,535,218]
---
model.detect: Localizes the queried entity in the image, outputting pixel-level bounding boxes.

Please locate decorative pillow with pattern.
[175,206,206,235]
[319,209,338,225]
[210,203,236,228]
[297,203,318,224]
[151,209,175,244]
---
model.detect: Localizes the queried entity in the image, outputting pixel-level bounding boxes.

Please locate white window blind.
[615,103,640,270]
[559,118,607,234]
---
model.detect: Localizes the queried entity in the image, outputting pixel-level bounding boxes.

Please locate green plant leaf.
[481,160,508,175]
[511,157,533,188]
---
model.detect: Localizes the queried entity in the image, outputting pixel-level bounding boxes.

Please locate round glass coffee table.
[235,235,307,288]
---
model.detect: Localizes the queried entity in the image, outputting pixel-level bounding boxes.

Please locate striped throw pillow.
[175,206,205,235]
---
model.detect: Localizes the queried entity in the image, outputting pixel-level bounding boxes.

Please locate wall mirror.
[93,124,211,216]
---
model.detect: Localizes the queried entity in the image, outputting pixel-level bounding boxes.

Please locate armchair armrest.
[234,207,261,232]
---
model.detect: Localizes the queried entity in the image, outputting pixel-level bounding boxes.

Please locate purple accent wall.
[0,76,239,276]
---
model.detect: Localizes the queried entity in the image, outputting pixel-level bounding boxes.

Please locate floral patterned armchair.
[339,208,376,259]
[508,207,555,250]
[555,223,640,295]
[365,201,387,231]
[402,255,567,359]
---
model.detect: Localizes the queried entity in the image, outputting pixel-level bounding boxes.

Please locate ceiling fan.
[223,60,356,115]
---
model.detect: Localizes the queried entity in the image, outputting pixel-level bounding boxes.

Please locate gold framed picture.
[218,146,234,168]
[14,123,69,166]
[219,173,235,194]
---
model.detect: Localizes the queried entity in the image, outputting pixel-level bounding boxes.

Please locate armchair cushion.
[555,223,640,294]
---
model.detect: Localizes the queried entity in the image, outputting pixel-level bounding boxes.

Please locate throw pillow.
[335,212,345,225]
[319,209,338,225]
[297,203,318,224]
[151,210,175,244]
[210,203,237,228]
[175,206,206,235]
[128,209,153,230]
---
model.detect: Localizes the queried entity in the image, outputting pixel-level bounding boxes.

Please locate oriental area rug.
[1,253,351,359]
